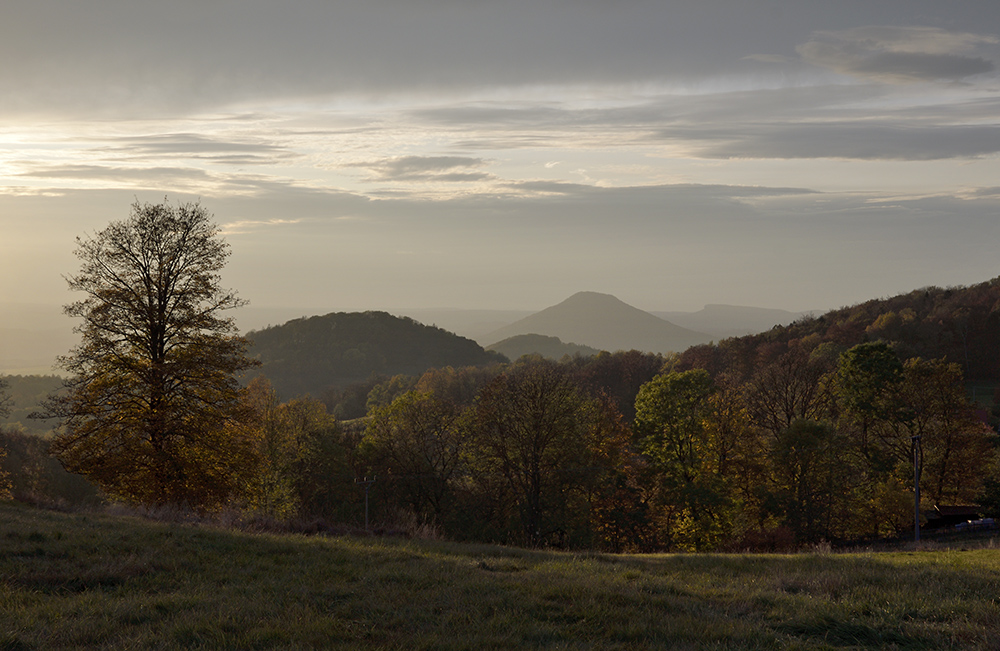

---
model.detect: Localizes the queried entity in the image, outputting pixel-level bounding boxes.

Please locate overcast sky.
[2,0,999,315]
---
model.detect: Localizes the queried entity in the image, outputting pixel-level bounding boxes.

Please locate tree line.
[338,339,995,550]
[3,200,996,552]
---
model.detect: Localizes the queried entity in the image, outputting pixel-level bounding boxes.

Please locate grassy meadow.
[2,503,999,649]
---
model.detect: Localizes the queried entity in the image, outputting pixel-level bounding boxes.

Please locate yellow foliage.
[0,446,10,500]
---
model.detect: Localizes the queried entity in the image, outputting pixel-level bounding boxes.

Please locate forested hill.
[677,277,1000,383]
[246,311,506,400]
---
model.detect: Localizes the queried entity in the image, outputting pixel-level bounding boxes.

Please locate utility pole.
[355,476,376,532]
[912,435,921,542]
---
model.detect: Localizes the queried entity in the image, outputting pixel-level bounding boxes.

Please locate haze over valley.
[0,294,813,374]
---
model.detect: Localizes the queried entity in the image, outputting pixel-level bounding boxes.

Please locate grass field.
[2,503,999,649]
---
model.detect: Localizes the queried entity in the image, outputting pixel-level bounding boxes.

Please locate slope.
[3,503,999,649]
[484,291,712,354]
[675,277,1000,384]
[246,311,504,400]
[486,334,601,361]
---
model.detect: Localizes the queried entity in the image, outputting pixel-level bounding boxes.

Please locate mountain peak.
[485,292,711,354]
[559,291,633,307]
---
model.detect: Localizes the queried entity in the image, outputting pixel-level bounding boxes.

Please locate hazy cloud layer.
[357,156,495,182]
[92,134,298,166]
[17,164,215,186]
[3,1,1000,315]
[4,181,997,314]
[684,123,1000,160]
[799,26,998,82]
[3,1,998,118]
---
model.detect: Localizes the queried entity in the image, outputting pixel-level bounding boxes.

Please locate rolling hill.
[675,277,1000,385]
[483,292,712,354]
[246,311,505,400]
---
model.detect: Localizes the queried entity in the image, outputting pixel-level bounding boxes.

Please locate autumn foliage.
[32,203,1000,550]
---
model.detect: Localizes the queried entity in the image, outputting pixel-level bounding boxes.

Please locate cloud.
[4,178,1000,316]
[218,218,303,235]
[92,133,298,166]
[684,123,1000,161]
[798,26,998,82]
[354,156,496,182]
[410,86,1000,162]
[17,164,214,183]
[10,2,972,119]
[742,54,794,64]
[12,163,328,198]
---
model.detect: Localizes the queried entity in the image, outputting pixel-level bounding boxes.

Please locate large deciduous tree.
[0,378,10,500]
[471,359,627,548]
[238,378,348,520]
[634,369,736,550]
[362,390,471,525]
[747,347,833,439]
[46,200,258,508]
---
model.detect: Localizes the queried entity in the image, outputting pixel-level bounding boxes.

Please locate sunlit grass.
[2,502,999,649]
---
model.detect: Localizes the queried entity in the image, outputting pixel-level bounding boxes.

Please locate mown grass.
[2,503,999,649]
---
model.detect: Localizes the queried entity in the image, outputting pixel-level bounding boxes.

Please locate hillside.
[484,292,712,354]
[677,277,1000,383]
[247,311,505,400]
[4,504,1000,649]
[394,308,535,342]
[0,374,64,435]
[486,334,601,361]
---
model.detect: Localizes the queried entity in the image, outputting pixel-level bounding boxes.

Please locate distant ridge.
[484,292,712,354]
[486,334,601,361]
[654,304,812,338]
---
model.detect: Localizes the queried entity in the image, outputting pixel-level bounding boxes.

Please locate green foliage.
[361,390,471,525]
[238,378,354,521]
[765,420,852,543]
[837,342,904,422]
[635,369,714,477]
[634,369,738,550]
[414,365,503,407]
[470,359,629,548]
[365,374,418,413]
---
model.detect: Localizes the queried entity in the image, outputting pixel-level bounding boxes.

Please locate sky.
[2,0,999,316]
